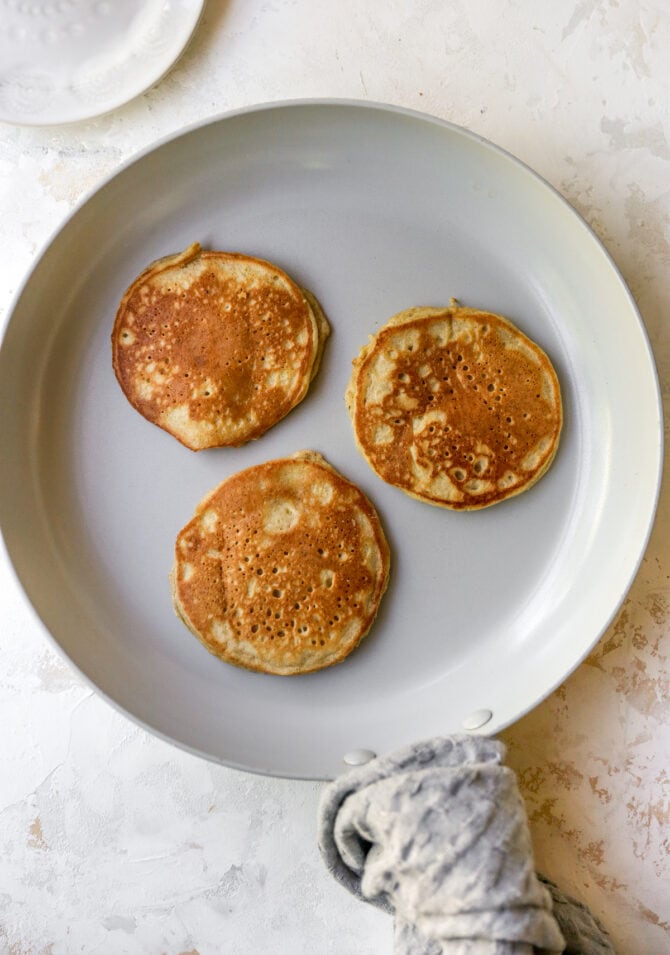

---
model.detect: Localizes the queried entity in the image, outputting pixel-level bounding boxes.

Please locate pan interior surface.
[0,102,661,778]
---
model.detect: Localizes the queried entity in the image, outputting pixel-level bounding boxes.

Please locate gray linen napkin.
[318,736,616,955]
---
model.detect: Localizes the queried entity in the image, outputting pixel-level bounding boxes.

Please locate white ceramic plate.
[0,101,662,778]
[0,0,204,126]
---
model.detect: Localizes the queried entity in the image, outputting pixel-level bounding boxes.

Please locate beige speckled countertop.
[1,2,668,953]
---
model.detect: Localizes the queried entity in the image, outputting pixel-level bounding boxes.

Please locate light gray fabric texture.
[318,736,616,955]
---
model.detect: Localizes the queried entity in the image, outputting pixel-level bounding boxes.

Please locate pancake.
[112,244,329,450]
[347,303,562,510]
[170,451,390,675]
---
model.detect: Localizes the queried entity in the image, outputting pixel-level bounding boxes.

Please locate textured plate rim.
[0,0,206,127]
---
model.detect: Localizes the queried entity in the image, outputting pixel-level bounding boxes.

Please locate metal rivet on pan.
[343,749,376,766]
[461,709,493,730]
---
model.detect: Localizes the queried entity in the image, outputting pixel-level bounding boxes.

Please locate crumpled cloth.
[318,736,616,955]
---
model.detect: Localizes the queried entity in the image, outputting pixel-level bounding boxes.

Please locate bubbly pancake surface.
[347,304,562,509]
[171,451,390,675]
[112,244,329,450]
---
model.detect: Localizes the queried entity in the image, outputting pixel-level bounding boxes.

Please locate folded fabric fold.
[318,736,615,955]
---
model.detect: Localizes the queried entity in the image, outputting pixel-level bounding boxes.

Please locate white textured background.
[1,1,669,953]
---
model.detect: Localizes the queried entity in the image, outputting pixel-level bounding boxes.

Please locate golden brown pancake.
[347,303,562,510]
[170,451,390,675]
[112,244,329,450]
